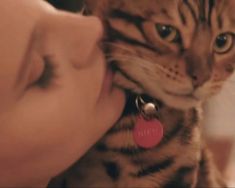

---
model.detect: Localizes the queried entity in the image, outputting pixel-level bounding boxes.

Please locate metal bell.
[142,103,157,116]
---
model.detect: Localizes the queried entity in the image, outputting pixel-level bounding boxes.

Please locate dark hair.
[47,0,84,12]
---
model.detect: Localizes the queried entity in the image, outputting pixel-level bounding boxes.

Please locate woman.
[0,0,125,187]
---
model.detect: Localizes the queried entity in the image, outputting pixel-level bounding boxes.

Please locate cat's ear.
[84,0,109,18]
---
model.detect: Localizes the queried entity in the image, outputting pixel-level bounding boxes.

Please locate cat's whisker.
[105,42,165,68]
[104,42,136,54]
[108,54,168,74]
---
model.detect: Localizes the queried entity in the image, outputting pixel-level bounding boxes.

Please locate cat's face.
[86,0,235,109]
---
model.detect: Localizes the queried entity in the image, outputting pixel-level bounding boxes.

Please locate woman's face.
[0,0,105,105]
[0,1,124,183]
[0,0,106,123]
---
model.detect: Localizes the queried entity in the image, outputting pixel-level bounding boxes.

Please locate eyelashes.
[35,56,56,88]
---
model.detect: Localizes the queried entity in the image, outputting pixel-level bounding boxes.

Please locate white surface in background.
[205,74,235,186]
[204,73,235,137]
[226,143,235,187]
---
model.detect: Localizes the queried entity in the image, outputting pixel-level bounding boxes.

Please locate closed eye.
[35,56,55,88]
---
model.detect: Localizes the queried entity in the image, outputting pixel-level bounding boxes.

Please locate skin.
[0,0,125,187]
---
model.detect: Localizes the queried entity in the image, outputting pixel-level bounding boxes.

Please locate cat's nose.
[184,52,212,88]
[187,63,212,88]
[190,72,210,88]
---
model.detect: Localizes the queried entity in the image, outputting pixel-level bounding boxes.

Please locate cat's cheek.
[212,60,231,82]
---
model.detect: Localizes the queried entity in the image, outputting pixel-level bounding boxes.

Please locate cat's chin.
[113,73,202,110]
[157,91,202,110]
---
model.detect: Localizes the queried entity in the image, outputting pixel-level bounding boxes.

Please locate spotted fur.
[48,0,235,187]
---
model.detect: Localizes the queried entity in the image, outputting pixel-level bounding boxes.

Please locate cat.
[48,0,234,187]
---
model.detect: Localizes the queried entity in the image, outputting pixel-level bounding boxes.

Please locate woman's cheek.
[81,47,106,104]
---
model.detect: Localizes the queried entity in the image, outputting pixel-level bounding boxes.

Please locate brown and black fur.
[48,0,235,187]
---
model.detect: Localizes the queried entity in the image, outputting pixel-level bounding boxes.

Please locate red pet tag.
[133,115,164,149]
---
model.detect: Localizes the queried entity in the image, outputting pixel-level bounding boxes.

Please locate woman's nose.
[40,12,104,68]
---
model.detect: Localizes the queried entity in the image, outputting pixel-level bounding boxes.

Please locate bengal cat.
[48,0,235,187]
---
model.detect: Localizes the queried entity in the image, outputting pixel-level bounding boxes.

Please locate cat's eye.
[213,33,234,54]
[155,24,181,43]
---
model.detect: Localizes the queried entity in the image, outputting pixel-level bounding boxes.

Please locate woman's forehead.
[0,0,55,74]
[0,0,55,42]
[0,0,55,19]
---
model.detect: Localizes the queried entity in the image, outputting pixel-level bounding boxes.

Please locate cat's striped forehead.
[86,0,235,27]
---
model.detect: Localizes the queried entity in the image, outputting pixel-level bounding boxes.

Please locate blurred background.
[47,0,83,12]
[204,73,235,186]
[47,0,235,186]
